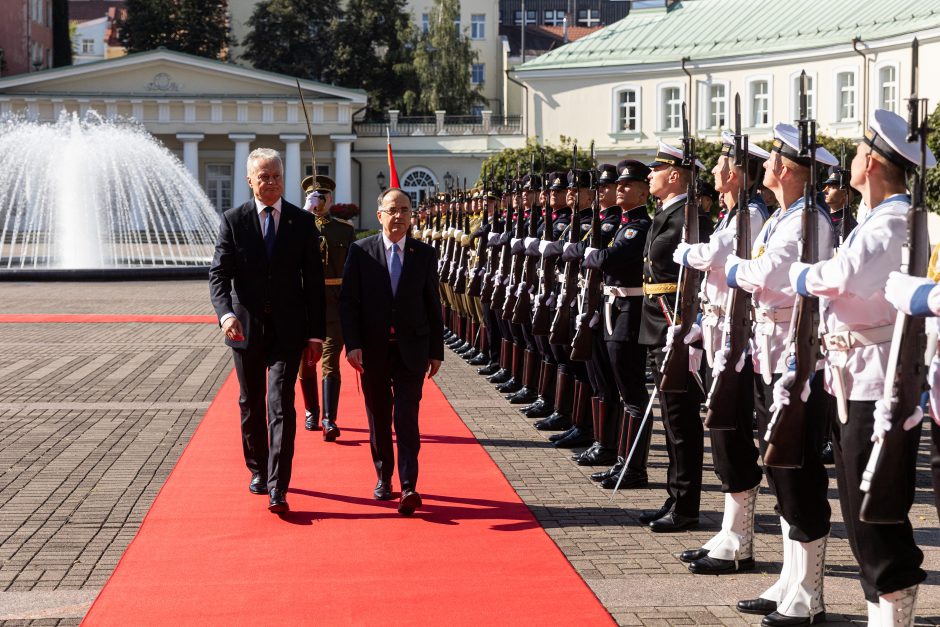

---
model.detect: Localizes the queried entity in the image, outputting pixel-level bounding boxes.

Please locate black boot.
[301,376,320,431]
[469,352,489,366]
[487,339,512,384]
[554,383,595,448]
[591,458,623,482]
[478,361,500,376]
[524,361,556,417]
[534,369,571,430]
[321,376,341,442]
[549,425,577,442]
[507,349,539,404]
[495,342,523,393]
[600,407,648,488]
[576,399,618,466]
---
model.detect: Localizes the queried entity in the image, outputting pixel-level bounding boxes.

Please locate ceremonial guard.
[792,109,934,625]
[300,175,355,441]
[477,188,506,375]
[726,123,836,625]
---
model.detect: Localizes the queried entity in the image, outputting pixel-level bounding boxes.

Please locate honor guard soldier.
[673,131,770,575]
[300,175,355,441]
[821,166,857,241]
[638,141,712,532]
[725,123,837,626]
[791,109,935,626]
[478,186,507,377]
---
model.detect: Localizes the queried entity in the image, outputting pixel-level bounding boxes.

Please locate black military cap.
[822,166,847,188]
[522,173,542,190]
[596,163,619,186]
[616,159,651,183]
[566,169,592,189]
[548,171,568,191]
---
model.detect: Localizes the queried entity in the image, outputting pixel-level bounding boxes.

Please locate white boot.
[879,585,918,627]
[773,534,827,620]
[707,486,757,564]
[760,517,793,603]
[867,600,882,627]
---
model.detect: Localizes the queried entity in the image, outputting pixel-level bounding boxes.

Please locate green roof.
[516,0,940,72]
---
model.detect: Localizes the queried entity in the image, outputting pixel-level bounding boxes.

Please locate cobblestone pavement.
[0,281,938,626]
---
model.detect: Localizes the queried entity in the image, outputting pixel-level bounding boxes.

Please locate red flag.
[386,127,400,189]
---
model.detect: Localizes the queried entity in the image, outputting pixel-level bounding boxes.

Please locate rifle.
[660,103,703,392]
[705,94,755,429]
[513,151,543,324]
[838,149,852,245]
[549,144,582,345]
[479,183,503,305]
[502,164,527,320]
[448,191,464,286]
[570,144,602,361]
[763,71,821,468]
[468,167,490,298]
[532,169,556,335]
[860,39,931,523]
[438,197,455,283]
[490,170,515,311]
[454,192,472,294]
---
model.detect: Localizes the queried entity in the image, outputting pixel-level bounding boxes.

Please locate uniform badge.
[753,244,766,258]
[624,228,638,239]
[554,223,565,232]
[601,223,614,232]
[581,224,590,231]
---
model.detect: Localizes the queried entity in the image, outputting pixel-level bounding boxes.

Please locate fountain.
[0,111,220,280]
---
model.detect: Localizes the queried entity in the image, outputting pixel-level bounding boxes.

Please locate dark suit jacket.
[209,199,326,353]
[340,234,444,372]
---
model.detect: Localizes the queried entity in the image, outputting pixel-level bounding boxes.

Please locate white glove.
[563,242,576,253]
[664,324,681,351]
[769,370,811,413]
[663,323,701,353]
[712,347,747,375]
[689,346,703,373]
[584,246,598,258]
[538,239,550,254]
[454,229,464,240]
[724,253,742,278]
[684,322,702,345]
[303,191,319,212]
[672,242,692,266]
[930,356,940,426]
[885,270,935,316]
[788,262,812,294]
[871,399,925,443]
[524,237,537,248]
[488,232,499,244]
[589,311,600,328]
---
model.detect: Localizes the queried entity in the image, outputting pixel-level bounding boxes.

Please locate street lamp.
[376,171,386,191]
[443,171,454,191]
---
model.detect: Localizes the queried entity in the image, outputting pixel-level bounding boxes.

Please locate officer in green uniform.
[300,174,356,441]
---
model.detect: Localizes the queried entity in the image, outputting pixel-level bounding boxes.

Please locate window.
[471,105,485,118]
[704,83,726,130]
[577,9,600,27]
[81,38,95,54]
[401,168,438,207]
[790,73,815,121]
[544,10,565,25]
[421,13,429,33]
[471,14,485,39]
[660,85,682,132]
[878,65,898,113]
[750,80,770,127]
[617,89,638,132]
[471,63,485,85]
[205,164,232,214]
[304,164,331,177]
[836,71,857,121]
[453,17,461,35]
[513,10,535,25]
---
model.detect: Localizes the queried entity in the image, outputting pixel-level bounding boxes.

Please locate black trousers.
[585,328,618,405]
[482,302,502,362]
[231,316,303,493]
[519,321,539,353]
[754,373,830,542]
[535,334,555,364]
[706,360,762,493]
[361,340,425,491]
[932,420,940,519]
[607,339,650,471]
[651,348,704,518]
[832,399,925,602]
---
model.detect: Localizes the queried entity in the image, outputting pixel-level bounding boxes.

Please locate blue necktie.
[263,206,276,258]
[390,242,402,295]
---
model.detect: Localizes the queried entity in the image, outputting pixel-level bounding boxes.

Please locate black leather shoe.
[462,349,480,362]
[398,489,422,516]
[554,426,594,449]
[575,445,617,466]
[689,555,755,575]
[650,511,699,533]
[820,441,834,465]
[736,598,777,616]
[638,499,675,525]
[524,399,554,418]
[374,479,393,501]
[761,611,825,626]
[478,362,500,376]
[534,413,571,431]
[571,442,600,461]
[548,426,576,442]
[679,548,709,563]
[591,460,622,482]
[249,473,267,495]
[268,488,289,513]
[601,469,648,489]
[304,410,320,431]
[507,387,537,404]
[496,377,521,393]
[469,353,489,366]
[488,369,512,384]
[322,418,340,442]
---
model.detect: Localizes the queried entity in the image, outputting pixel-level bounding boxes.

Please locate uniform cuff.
[910,284,936,318]
[726,264,740,288]
[219,312,235,326]
[795,267,812,298]
[682,249,691,268]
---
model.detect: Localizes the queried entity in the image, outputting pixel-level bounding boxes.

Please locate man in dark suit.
[340,187,444,516]
[209,147,326,514]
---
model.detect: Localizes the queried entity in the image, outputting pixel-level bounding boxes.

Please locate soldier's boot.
[496,342,524,393]
[462,321,480,360]
[524,361,556,418]
[487,339,513,384]
[592,407,627,481]
[507,349,539,404]
[576,399,618,466]
[601,407,649,489]
[879,585,918,627]
[321,376,341,442]
[535,368,572,430]
[549,382,586,442]
[301,376,320,431]
[455,316,474,354]
[571,397,602,462]
[554,383,594,448]
[469,327,489,365]
[737,518,794,617]
[761,534,826,626]
[687,487,758,574]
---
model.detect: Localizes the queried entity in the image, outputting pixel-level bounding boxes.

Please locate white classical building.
[514,0,940,161]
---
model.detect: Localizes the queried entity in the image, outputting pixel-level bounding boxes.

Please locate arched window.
[400,167,437,206]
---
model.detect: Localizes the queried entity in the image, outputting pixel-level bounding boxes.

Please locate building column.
[229,133,256,206]
[176,133,204,182]
[279,134,306,207]
[330,134,356,204]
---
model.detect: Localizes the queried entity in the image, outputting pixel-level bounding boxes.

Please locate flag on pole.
[386,127,400,189]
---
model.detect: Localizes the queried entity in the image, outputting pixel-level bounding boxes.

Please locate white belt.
[603,285,644,298]
[754,305,793,324]
[822,324,895,351]
[702,302,725,318]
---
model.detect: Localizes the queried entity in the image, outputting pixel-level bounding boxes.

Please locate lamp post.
[376,171,387,191]
[443,171,454,192]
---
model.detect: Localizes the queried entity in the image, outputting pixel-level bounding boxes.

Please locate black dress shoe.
[689,555,755,575]
[575,445,617,467]
[373,479,393,501]
[679,548,709,563]
[488,369,512,384]
[249,473,267,495]
[649,511,699,533]
[398,489,422,516]
[524,399,554,418]
[571,442,600,461]
[507,387,537,404]
[268,488,289,513]
[601,469,648,489]
[478,362,500,376]
[548,425,576,442]
[761,611,825,626]
[553,426,594,449]
[820,441,834,465]
[591,460,622,482]
[462,349,480,362]
[304,410,320,431]
[638,499,675,525]
[535,413,571,431]
[468,353,489,366]
[736,598,777,616]
[322,418,340,442]
[495,377,521,393]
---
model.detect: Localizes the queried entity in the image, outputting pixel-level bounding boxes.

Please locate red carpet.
[82,362,614,626]
[0,314,216,324]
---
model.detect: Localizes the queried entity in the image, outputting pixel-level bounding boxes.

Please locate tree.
[926,102,940,213]
[477,137,593,187]
[410,0,486,115]
[118,0,230,60]
[241,0,338,81]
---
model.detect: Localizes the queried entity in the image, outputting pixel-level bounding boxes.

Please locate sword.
[609,387,658,500]
[295,79,317,176]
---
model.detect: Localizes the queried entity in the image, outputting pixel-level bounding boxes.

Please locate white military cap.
[646,140,706,171]
[771,123,838,167]
[719,130,771,161]
[865,108,937,170]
